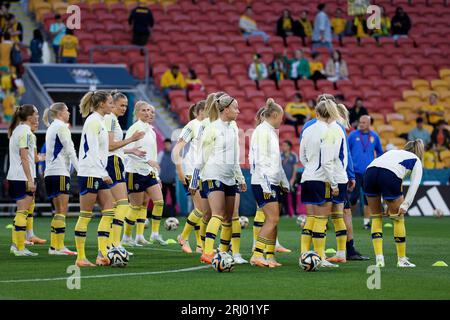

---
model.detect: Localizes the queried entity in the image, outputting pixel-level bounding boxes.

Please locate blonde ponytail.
[79,90,111,118]
[335,103,350,129]
[205,91,225,120]
[255,106,266,126]
[315,99,341,122]
[188,103,197,121]
[263,98,283,118]
[404,139,424,161]
[43,102,67,127]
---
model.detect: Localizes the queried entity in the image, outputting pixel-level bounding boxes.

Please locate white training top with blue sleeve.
[178,118,202,176]
[7,123,36,181]
[104,113,125,160]
[329,121,349,184]
[367,150,423,211]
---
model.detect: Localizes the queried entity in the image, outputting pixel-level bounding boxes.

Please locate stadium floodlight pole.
[89,45,150,87]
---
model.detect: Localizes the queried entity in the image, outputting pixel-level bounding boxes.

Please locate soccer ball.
[299,251,321,272]
[107,247,129,267]
[296,215,307,228]
[164,217,179,231]
[211,252,235,272]
[433,208,444,218]
[239,216,249,229]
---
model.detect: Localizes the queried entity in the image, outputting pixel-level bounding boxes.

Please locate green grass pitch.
[0,216,449,300]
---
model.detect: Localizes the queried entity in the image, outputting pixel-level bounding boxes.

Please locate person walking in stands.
[312,3,333,54]
[59,29,78,64]
[157,138,178,216]
[129,1,154,47]
[49,14,66,63]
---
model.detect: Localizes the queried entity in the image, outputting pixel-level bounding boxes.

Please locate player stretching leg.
[364,140,424,268]
[249,99,289,268]
[43,103,78,255]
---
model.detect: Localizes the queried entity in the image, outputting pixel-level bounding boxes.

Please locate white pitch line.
[0,265,210,284]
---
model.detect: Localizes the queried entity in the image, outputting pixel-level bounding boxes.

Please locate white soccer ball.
[296,215,307,228]
[239,216,249,229]
[164,217,180,231]
[299,251,321,272]
[433,208,444,218]
[107,247,129,267]
[211,252,235,272]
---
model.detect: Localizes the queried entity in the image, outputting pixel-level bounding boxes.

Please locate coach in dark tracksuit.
[128,1,154,46]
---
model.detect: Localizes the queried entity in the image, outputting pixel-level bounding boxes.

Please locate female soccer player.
[189,93,246,264]
[174,100,207,253]
[299,98,343,267]
[122,101,167,246]
[74,91,115,267]
[364,139,424,268]
[43,102,78,255]
[249,98,289,268]
[7,104,41,256]
[104,91,145,250]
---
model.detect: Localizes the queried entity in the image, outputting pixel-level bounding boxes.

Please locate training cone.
[384,223,393,228]
[325,248,336,254]
[432,261,448,267]
[166,239,177,244]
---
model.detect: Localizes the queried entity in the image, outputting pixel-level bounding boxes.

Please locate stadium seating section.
[27,0,450,162]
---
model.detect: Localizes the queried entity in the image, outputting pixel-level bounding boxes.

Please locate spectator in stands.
[10,41,23,77]
[30,29,43,63]
[239,6,270,44]
[268,52,288,89]
[59,29,78,64]
[298,10,312,46]
[308,52,326,90]
[49,14,66,63]
[391,6,411,41]
[3,14,23,43]
[285,49,310,90]
[349,97,369,128]
[423,143,437,169]
[160,64,186,99]
[420,93,445,127]
[372,6,391,45]
[325,49,348,88]
[431,120,450,151]
[248,53,268,89]
[408,117,431,146]
[331,8,347,46]
[129,1,154,46]
[353,14,368,46]
[280,140,299,217]
[0,32,13,69]
[1,90,16,123]
[312,3,333,54]
[186,68,204,92]
[0,2,10,29]
[276,9,304,47]
[157,138,177,215]
[284,92,310,136]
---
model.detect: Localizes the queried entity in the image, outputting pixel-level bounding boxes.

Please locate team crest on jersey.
[94,181,99,190]
[215,180,221,188]
[370,136,375,143]
[135,183,140,190]
[271,190,276,198]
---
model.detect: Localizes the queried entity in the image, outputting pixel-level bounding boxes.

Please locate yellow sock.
[136,206,147,237]
[331,212,347,256]
[181,208,203,240]
[219,221,232,252]
[111,199,128,246]
[52,213,66,250]
[392,216,406,258]
[312,216,328,259]
[200,216,209,249]
[253,208,265,244]
[98,209,114,257]
[151,200,164,234]
[253,236,269,258]
[26,200,35,235]
[124,205,140,237]
[75,211,92,261]
[300,215,315,253]
[371,213,383,256]
[194,225,202,249]
[13,210,28,251]
[50,223,56,250]
[265,238,276,260]
[231,217,241,255]
[204,215,223,255]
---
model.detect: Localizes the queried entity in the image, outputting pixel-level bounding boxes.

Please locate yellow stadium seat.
[52,2,68,14]
[85,0,101,5]
[439,69,450,80]
[34,2,52,22]
[124,0,138,9]
[29,0,42,13]
[394,123,414,136]
[47,0,63,5]
[423,124,433,134]
[419,90,438,101]
[404,113,419,124]
[412,79,429,92]
[377,125,396,140]
[389,137,407,148]
[394,101,410,113]
[436,89,450,101]
[370,113,385,126]
[403,90,422,102]
[440,150,450,168]
[386,112,404,125]
[431,79,449,91]
[380,138,388,147]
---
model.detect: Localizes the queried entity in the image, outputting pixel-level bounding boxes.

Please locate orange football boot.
[76,259,96,267]
[29,236,47,245]
[95,256,111,266]
[200,253,214,264]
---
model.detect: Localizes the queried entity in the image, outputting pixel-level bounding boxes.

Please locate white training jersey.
[193,118,244,186]
[44,119,78,177]
[368,149,423,211]
[178,118,202,176]
[104,113,125,159]
[78,112,109,178]
[329,121,349,184]
[124,119,158,177]
[249,121,289,193]
[7,123,36,181]
[299,119,341,188]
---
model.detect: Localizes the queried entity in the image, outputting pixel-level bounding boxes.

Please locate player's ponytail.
[255,106,266,126]
[335,103,350,129]
[263,98,283,118]
[315,98,342,123]
[79,90,111,118]
[188,102,197,121]
[111,89,127,102]
[195,100,206,118]
[43,102,67,127]
[211,94,235,121]
[404,139,424,161]
[316,93,336,104]
[8,104,37,138]
[205,91,225,120]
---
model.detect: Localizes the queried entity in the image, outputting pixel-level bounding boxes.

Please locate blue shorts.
[106,155,125,187]
[201,180,236,197]
[8,180,34,201]
[363,167,403,200]
[198,179,208,199]
[78,176,110,195]
[301,181,332,205]
[251,184,282,208]
[45,176,71,199]
[126,172,159,193]
[332,183,348,204]
[344,192,351,209]
[183,175,192,196]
